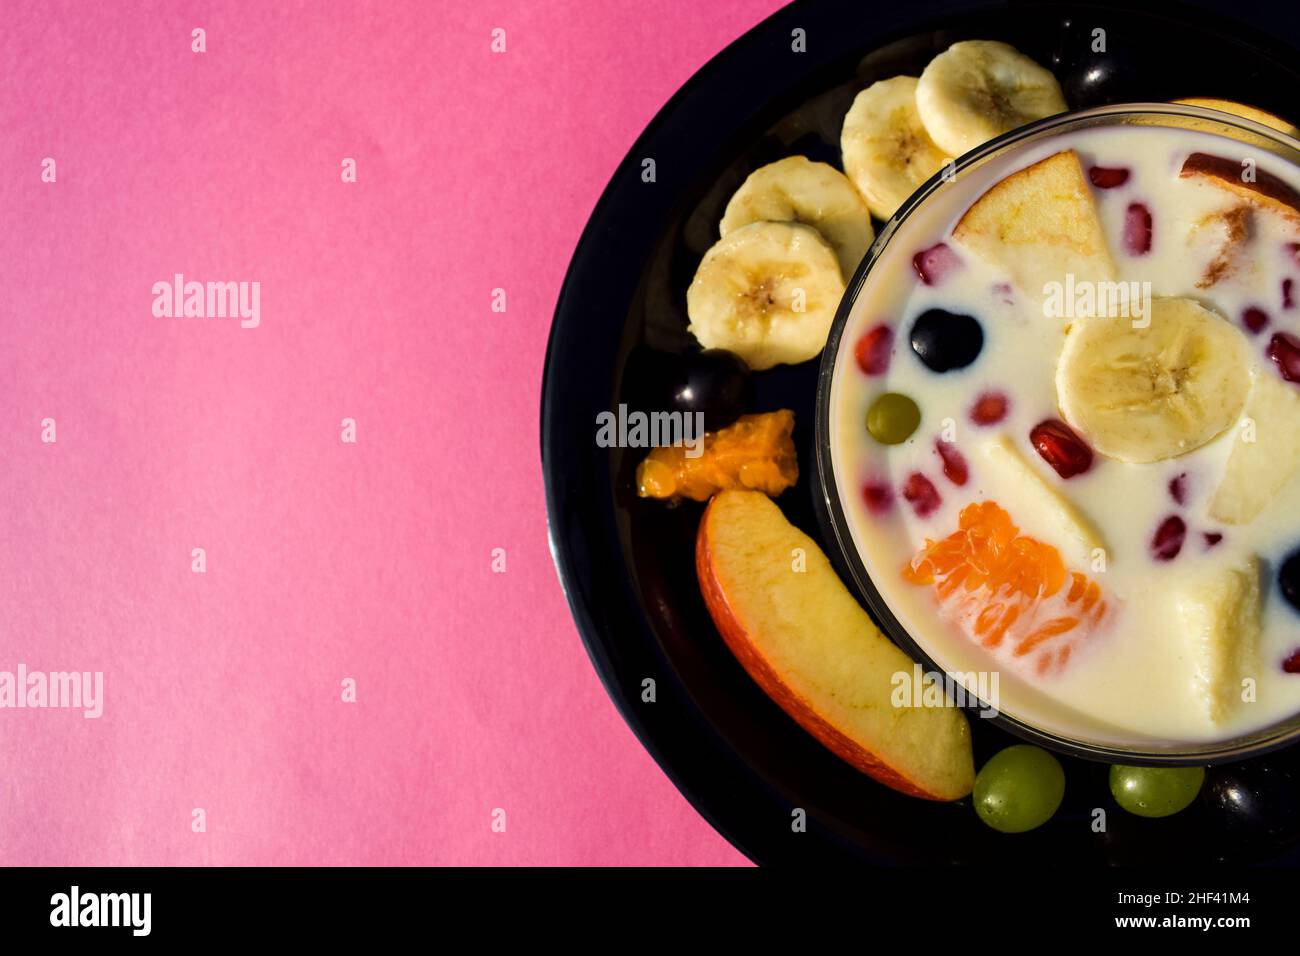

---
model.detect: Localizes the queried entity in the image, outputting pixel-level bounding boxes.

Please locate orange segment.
[983,604,1021,648]
[903,500,1112,677]
[1014,616,1078,656]
[636,410,798,501]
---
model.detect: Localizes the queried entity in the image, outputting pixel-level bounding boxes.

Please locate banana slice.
[1055,297,1251,463]
[916,41,1067,157]
[720,157,873,281]
[841,76,952,221]
[686,221,845,370]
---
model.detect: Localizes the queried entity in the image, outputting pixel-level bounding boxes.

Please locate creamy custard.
[830,123,1300,749]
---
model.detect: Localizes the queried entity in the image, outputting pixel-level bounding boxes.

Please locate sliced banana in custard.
[1055,297,1251,463]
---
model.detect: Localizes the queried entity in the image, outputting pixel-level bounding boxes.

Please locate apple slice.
[1180,152,1300,225]
[978,434,1106,568]
[952,150,1117,316]
[1173,97,1300,138]
[696,490,975,800]
[1208,369,1300,525]
[1189,204,1252,289]
[1175,556,1262,723]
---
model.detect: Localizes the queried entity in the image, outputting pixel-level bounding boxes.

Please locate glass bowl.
[815,102,1300,765]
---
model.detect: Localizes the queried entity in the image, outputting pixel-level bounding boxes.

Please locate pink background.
[0,0,791,865]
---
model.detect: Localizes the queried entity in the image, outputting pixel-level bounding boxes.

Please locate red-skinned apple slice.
[1180,152,1300,224]
[696,490,975,801]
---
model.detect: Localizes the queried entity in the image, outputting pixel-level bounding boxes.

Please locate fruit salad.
[829,118,1300,748]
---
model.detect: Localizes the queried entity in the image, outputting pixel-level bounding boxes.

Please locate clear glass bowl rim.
[814,101,1300,765]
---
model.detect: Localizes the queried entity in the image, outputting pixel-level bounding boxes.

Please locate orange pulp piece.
[902,500,1109,676]
[636,410,798,502]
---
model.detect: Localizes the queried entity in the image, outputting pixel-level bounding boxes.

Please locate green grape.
[974,744,1066,833]
[1109,765,1205,818]
[866,392,921,445]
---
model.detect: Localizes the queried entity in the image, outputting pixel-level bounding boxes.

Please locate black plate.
[541,0,1300,864]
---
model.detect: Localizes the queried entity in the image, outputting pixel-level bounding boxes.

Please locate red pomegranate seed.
[912,242,963,286]
[1169,472,1189,505]
[1203,531,1224,549]
[901,472,941,518]
[1242,306,1270,334]
[1286,279,1296,310]
[862,481,894,515]
[1089,165,1130,188]
[854,324,894,376]
[1030,419,1094,478]
[1284,648,1300,673]
[934,439,969,486]
[1124,203,1153,255]
[970,390,1009,426]
[1268,332,1300,383]
[1151,515,1187,561]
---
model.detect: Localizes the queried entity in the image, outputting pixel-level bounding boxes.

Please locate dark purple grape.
[670,349,753,432]
[1281,547,1300,613]
[909,309,983,372]
[1202,754,1300,847]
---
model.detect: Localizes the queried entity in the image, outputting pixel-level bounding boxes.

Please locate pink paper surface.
[0,0,787,866]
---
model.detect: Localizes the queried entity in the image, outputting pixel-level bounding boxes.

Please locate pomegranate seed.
[1124,202,1153,255]
[934,439,968,486]
[1284,648,1300,674]
[1242,306,1269,334]
[1203,531,1224,549]
[1089,165,1130,188]
[1268,332,1300,383]
[1169,472,1189,505]
[862,481,894,515]
[970,390,1009,426]
[855,324,894,376]
[1286,279,1296,311]
[912,242,963,286]
[1151,515,1187,561]
[902,472,941,518]
[1030,419,1093,478]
